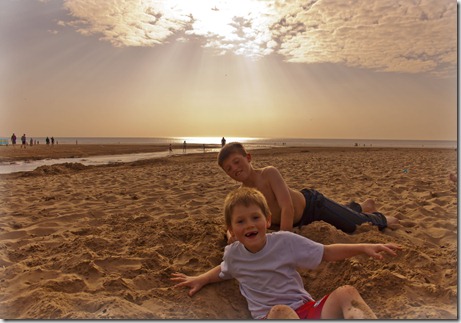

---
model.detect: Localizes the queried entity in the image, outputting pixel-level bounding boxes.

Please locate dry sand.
[0,144,457,319]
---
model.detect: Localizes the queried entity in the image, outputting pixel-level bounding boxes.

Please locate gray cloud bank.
[59,0,456,77]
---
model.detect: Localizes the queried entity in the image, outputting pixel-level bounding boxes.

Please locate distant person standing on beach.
[46,137,50,145]
[10,133,16,146]
[51,137,55,145]
[221,137,226,147]
[183,141,187,153]
[21,134,26,148]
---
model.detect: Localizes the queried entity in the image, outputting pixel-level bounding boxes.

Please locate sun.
[159,0,277,57]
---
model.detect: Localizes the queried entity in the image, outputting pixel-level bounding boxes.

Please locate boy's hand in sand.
[171,266,223,297]
[171,273,206,297]
[363,243,402,260]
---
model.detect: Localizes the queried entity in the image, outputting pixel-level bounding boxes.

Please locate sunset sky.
[1,0,457,141]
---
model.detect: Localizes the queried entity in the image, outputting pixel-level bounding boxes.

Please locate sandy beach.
[0,144,457,319]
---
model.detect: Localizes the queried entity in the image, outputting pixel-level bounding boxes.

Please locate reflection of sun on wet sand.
[0,144,212,163]
[0,145,457,319]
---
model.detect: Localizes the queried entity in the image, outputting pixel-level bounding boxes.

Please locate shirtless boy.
[218,142,399,240]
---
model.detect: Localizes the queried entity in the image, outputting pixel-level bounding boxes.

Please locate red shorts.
[295,294,330,319]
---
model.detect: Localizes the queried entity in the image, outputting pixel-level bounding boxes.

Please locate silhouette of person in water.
[21,134,27,148]
[221,137,226,147]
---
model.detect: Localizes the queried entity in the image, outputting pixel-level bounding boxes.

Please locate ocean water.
[4,136,457,149]
[0,136,456,174]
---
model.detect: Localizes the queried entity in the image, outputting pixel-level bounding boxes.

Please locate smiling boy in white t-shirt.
[171,187,401,319]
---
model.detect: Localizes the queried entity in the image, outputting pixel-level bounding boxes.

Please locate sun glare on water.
[180,136,256,145]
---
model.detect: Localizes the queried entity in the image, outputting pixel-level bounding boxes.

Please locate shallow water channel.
[0,148,213,175]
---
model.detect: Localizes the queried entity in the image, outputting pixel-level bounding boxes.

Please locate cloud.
[273,0,456,77]
[62,0,189,46]
[60,0,456,76]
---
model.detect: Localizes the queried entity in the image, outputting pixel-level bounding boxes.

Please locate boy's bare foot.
[360,199,377,213]
[386,216,400,230]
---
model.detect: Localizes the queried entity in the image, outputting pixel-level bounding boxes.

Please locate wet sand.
[0,143,212,163]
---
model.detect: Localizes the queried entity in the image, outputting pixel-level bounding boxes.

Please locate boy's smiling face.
[221,152,252,182]
[228,203,271,253]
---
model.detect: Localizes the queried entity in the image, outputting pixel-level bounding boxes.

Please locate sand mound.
[20,163,88,177]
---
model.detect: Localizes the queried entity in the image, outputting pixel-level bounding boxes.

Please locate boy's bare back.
[241,165,306,229]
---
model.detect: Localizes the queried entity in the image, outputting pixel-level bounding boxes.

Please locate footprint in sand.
[44,276,88,293]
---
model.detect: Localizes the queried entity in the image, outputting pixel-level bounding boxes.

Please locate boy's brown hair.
[217,142,248,167]
[224,187,271,228]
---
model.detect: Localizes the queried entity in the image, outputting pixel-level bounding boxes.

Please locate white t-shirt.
[219,231,324,319]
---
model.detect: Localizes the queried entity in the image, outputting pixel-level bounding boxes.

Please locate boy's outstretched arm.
[171,265,223,297]
[323,243,402,262]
